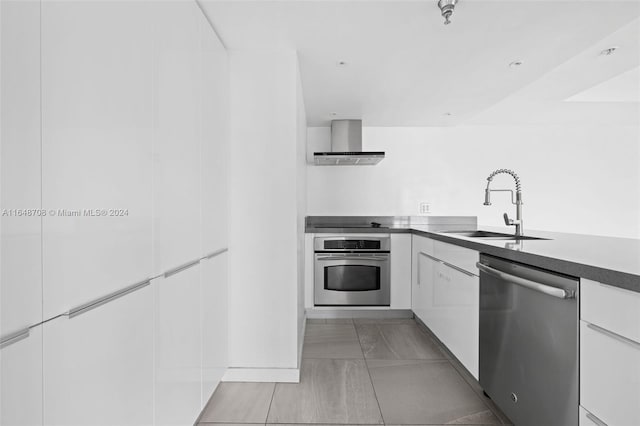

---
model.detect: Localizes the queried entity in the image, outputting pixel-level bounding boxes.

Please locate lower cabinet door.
[431,262,479,379]
[43,286,153,426]
[1,326,43,426]
[154,265,202,425]
[411,236,436,324]
[201,253,227,406]
[580,320,640,426]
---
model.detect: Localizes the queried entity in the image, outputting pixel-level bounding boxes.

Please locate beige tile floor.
[197,318,512,425]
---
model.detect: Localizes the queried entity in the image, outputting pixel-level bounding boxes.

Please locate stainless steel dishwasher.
[477,254,578,426]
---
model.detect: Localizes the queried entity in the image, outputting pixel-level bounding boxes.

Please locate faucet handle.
[503,212,514,226]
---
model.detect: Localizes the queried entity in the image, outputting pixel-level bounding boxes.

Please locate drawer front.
[433,240,479,275]
[581,278,640,343]
[580,320,640,426]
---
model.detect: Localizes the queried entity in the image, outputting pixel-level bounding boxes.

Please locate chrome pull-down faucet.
[483,169,524,237]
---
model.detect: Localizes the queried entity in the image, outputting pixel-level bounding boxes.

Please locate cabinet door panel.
[152,2,201,275]
[581,278,640,343]
[43,286,153,426]
[201,254,228,404]
[1,326,43,426]
[580,320,640,426]
[432,263,479,378]
[390,234,411,309]
[41,0,153,319]
[200,11,229,255]
[411,236,436,325]
[154,265,202,425]
[1,0,42,333]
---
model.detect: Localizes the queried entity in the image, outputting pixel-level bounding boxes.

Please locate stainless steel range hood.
[313,120,385,165]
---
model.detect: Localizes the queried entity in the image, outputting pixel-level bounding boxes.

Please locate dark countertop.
[306,220,640,293]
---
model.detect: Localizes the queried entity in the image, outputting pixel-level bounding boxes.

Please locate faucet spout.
[483,169,524,236]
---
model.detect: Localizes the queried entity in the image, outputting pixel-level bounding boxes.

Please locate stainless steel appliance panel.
[314,236,390,306]
[478,254,578,426]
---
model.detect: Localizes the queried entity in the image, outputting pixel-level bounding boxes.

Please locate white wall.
[307,125,640,239]
[227,50,300,376]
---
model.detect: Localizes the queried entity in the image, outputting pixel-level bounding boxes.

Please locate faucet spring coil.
[486,169,522,191]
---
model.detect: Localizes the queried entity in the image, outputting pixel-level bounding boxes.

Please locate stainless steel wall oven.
[314,236,390,306]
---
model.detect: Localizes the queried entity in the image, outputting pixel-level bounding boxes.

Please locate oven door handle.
[316,256,388,262]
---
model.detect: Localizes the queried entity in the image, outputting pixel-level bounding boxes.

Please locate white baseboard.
[222,367,300,383]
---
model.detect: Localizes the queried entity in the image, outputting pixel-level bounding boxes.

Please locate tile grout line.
[263,380,277,425]
[353,322,386,426]
[414,320,510,425]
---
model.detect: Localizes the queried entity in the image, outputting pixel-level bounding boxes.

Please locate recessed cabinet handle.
[587,323,640,350]
[203,248,228,260]
[164,259,200,278]
[0,327,30,349]
[68,279,151,319]
[586,412,608,426]
[421,252,477,278]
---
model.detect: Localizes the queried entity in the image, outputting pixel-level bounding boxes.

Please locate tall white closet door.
[200,10,229,255]
[152,2,202,276]
[1,327,43,426]
[1,2,43,423]
[42,286,154,426]
[40,0,153,320]
[154,265,202,425]
[201,254,228,404]
[0,0,42,336]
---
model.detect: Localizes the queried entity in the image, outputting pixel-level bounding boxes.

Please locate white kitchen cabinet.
[390,234,412,308]
[200,10,229,256]
[411,235,435,323]
[412,236,479,378]
[154,265,202,425]
[152,1,202,276]
[43,286,154,426]
[201,253,228,405]
[580,280,640,426]
[40,0,153,319]
[0,0,42,334]
[1,326,43,426]
[579,406,608,426]
[581,278,640,343]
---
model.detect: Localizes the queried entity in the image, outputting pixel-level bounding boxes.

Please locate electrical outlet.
[419,202,431,214]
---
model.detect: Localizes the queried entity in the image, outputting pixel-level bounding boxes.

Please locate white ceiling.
[199,0,640,126]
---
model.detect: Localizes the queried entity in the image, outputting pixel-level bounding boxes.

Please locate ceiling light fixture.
[437,0,459,25]
[599,47,618,56]
[336,61,347,66]
[509,60,524,68]
[330,112,338,116]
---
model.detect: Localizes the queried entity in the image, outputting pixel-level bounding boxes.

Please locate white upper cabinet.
[152,1,202,275]
[40,0,153,319]
[200,11,229,255]
[154,265,202,425]
[43,286,154,426]
[0,0,42,334]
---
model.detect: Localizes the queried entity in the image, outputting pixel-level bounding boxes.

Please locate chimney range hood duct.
[314,120,385,165]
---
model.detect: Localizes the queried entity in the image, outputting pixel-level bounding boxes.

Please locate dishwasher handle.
[476,262,575,300]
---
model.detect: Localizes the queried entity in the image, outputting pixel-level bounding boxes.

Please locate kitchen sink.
[443,230,549,241]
